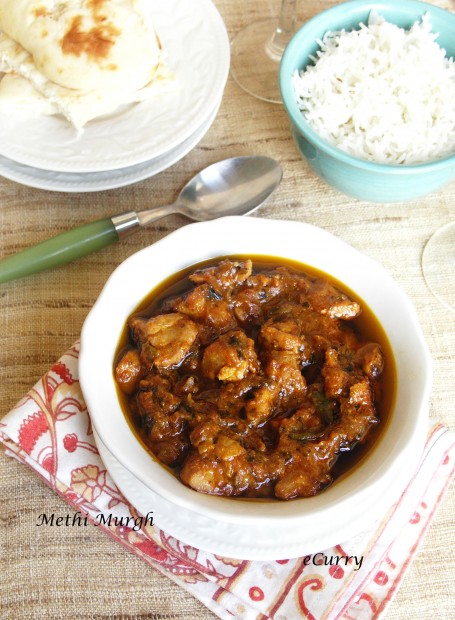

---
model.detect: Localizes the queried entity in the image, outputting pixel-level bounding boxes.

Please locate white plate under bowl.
[0,98,220,192]
[0,0,229,173]
[79,218,431,556]
[92,421,425,561]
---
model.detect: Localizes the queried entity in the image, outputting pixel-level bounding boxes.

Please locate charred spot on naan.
[33,6,48,18]
[61,15,120,60]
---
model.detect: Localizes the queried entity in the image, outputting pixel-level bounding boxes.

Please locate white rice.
[292,12,455,164]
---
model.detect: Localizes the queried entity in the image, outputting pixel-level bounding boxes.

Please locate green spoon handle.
[0,218,119,284]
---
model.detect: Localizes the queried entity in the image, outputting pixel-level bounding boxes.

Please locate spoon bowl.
[176,156,283,220]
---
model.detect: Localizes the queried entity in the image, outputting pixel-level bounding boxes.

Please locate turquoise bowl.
[279,0,455,202]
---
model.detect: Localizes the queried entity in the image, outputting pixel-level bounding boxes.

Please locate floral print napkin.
[1,343,454,620]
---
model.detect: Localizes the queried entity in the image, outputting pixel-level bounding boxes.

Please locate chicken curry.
[114,257,394,500]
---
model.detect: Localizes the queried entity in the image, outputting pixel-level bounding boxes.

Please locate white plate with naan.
[0,0,229,173]
[0,97,221,191]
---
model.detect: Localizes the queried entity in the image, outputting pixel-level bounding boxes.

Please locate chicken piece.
[199,376,278,428]
[180,455,228,495]
[115,348,144,394]
[147,438,188,468]
[129,312,199,370]
[142,404,191,467]
[136,375,181,422]
[174,374,199,395]
[201,330,259,382]
[180,442,283,497]
[274,378,377,499]
[243,383,279,427]
[355,343,384,378]
[189,416,226,455]
[276,266,312,294]
[259,317,311,366]
[259,320,303,353]
[189,259,252,292]
[279,399,330,442]
[321,347,351,398]
[307,279,361,320]
[322,343,384,399]
[263,350,307,407]
[263,301,358,354]
[274,463,332,499]
[232,272,284,323]
[169,284,237,340]
[338,379,378,443]
[136,376,188,467]
[215,435,246,461]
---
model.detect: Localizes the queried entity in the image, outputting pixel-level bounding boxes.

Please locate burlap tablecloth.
[1,1,454,618]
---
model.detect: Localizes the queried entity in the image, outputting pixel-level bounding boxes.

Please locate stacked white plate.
[0,0,230,192]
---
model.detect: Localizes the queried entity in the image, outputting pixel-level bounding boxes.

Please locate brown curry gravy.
[115,255,397,496]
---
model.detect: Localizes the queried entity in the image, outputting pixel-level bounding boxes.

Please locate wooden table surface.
[1,1,454,618]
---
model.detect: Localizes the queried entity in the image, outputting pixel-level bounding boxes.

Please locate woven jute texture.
[1,1,454,618]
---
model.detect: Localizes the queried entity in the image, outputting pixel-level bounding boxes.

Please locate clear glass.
[230,0,298,104]
[422,222,455,312]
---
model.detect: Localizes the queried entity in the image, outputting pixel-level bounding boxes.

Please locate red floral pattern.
[18,411,48,453]
[0,343,454,620]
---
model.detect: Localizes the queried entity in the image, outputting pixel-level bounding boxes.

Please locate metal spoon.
[0,156,282,284]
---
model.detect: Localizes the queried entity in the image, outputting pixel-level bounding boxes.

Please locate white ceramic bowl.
[79,217,431,558]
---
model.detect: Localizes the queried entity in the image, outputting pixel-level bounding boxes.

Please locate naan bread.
[0,0,164,92]
[0,0,173,128]
[0,30,172,128]
[0,72,56,117]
